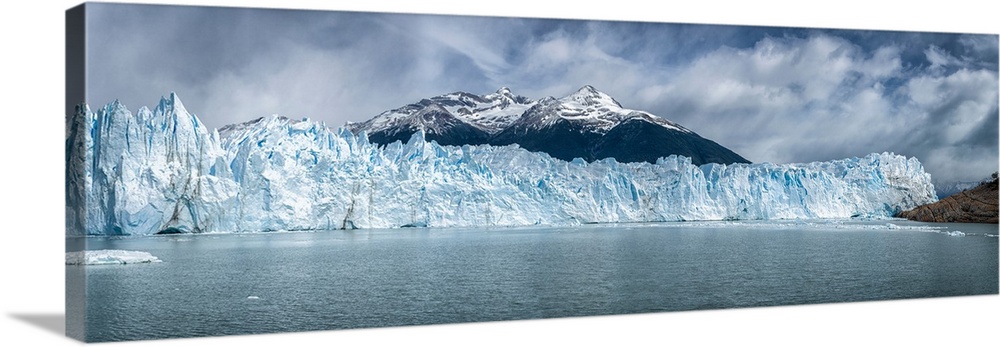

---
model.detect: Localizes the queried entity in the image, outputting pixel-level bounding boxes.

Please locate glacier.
[66,94,938,235]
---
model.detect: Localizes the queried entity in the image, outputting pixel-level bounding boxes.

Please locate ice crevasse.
[65,94,938,235]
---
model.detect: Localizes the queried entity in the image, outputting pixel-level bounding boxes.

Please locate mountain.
[67,94,938,235]
[897,173,998,223]
[934,178,990,199]
[349,86,750,165]
[346,87,534,146]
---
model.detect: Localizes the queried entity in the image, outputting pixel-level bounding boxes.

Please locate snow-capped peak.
[352,87,536,137]
[534,85,690,134]
[352,85,699,144]
[478,86,530,106]
[562,85,622,108]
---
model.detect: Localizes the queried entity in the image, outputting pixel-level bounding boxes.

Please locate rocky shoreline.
[897,173,998,224]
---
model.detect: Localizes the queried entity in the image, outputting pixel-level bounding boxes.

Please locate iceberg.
[66,95,939,235]
[65,250,162,265]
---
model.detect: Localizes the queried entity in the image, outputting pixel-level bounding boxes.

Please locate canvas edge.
[65,2,87,342]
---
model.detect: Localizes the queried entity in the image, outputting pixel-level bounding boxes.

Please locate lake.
[66,220,999,342]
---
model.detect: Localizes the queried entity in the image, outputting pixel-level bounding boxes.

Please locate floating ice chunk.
[246,296,261,300]
[65,250,162,265]
[886,223,901,229]
[943,231,966,237]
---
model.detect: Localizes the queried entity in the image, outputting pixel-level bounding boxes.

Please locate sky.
[83,2,999,185]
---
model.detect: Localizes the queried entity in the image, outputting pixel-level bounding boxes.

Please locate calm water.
[68,220,999,342]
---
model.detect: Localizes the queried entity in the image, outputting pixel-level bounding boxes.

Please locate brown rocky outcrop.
[896,174,998,223]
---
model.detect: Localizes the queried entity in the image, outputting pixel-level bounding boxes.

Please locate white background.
[0,1,997,346]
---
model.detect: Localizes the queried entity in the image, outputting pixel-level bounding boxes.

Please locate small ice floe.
[886,223,901,229]
[65,250,162,265]
[246,296,261,300]
[943,230,966,237]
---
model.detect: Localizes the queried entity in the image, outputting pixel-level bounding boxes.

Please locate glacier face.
[66,95,938,235]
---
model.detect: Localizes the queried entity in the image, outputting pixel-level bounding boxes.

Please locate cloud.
[898,68,999,183]
[411,16,515,81]
[85,5,508,128]
[628,34,996,184]
[83,4,998,185]
[925,45,967,74]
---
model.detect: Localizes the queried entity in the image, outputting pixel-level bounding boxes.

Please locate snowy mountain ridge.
[347,87,535,144]
[545,85,691,134]
[351,86,747,165]
[350,85,691,138]
[66,94,939,235]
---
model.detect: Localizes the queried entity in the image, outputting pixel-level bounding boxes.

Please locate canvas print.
[65,2,999,342]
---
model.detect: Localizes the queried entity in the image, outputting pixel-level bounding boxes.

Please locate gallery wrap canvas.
[65,1,999,343]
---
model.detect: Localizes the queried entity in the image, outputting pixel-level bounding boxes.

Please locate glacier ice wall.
[66,96,938,235]
[66,94,238,236]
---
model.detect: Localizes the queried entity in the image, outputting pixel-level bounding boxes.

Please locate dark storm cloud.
[85,3,998,185]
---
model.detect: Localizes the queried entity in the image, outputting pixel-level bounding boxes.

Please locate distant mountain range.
[934,178,993,199]
[347,86,749,165]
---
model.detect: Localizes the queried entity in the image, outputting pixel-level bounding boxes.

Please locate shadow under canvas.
[9,313,66,337]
